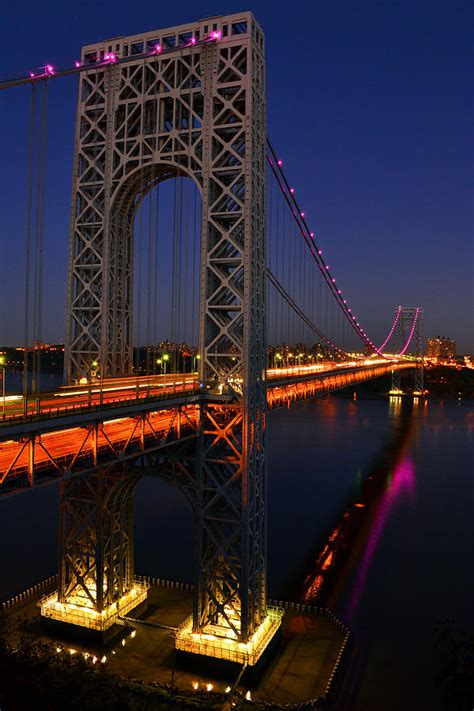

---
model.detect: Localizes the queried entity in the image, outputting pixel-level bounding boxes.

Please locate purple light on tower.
[154,44,162,53]
[277,159,283,167]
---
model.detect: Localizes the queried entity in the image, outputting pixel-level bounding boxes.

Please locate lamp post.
[193,353,201,373]
[162,353,169,376]
[92,360,103,405]
[0,355,6,419]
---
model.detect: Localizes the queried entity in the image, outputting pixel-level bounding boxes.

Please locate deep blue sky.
[0,0,472,351]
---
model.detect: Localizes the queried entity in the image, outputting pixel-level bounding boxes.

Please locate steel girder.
[0,405,198,498]
[64,13,267,643]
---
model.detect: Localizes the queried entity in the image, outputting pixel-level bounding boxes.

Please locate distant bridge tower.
[60,13,277,663]
[391,307,424,394]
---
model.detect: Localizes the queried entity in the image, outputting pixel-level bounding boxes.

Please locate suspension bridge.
[0,12,423,666]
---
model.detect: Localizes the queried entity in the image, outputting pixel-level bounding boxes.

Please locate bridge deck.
[0,361,412,498]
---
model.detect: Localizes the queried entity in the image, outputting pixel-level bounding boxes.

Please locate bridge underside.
[0,362,412,499]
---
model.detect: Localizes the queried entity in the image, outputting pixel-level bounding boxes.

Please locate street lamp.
[91,359,103,404]
[0,355,6,419]
[162,353,169,376]
[193,353,201,372]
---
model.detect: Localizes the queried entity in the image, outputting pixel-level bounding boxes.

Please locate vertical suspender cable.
[153,184,160,369]
[291,216,297,345]
[183,178,190,364]
[32,82,48,395]
[136,172,144,376]
[171,179,178,352]
[23,84,36,405]
[191,184,197,349]
[177,178,183,370]
[268,171,273,348]
[36,82,48,391]
[285,203,290,345]
[274,176,280,345]
[298,218,303,344]
[146,188,154,374]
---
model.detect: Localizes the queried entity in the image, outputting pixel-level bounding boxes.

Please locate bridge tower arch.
[391,307,424,394]
[60,13,275,661]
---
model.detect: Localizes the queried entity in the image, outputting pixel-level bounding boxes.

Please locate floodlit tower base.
[39,581,149,642]
[389,375,404,396]
[175,606,284,666]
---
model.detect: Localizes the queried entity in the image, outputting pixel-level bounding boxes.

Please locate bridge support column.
[41,470,147,636]
[62,11,282,660]
[176,401,282,667]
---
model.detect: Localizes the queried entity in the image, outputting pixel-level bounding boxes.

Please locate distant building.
[427,336,456,359]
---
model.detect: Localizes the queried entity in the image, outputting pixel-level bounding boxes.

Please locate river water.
[0,393,472,709]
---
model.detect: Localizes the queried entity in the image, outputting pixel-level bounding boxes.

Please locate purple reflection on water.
[346,455,416,620]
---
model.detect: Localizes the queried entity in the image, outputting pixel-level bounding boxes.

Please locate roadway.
[0,359,411,496]
[1,372,198,421]
[1,359,396,424]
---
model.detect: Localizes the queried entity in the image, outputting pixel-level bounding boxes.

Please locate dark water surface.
[3,370,63,395]
[0,395,472,709]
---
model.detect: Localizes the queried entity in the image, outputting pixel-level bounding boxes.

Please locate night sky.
[0,0,472,352]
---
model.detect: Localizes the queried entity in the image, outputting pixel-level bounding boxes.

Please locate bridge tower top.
[80,12,264,62]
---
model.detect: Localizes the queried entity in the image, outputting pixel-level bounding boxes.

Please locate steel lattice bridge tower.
[390,307,424,395]
[57,12,273,663]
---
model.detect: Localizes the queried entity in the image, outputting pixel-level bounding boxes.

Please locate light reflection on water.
[0,394,472,709]
[298,395,416,608]
[346,453,416,620]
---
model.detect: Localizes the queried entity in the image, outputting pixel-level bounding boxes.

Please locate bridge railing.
[0,384,202,429]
